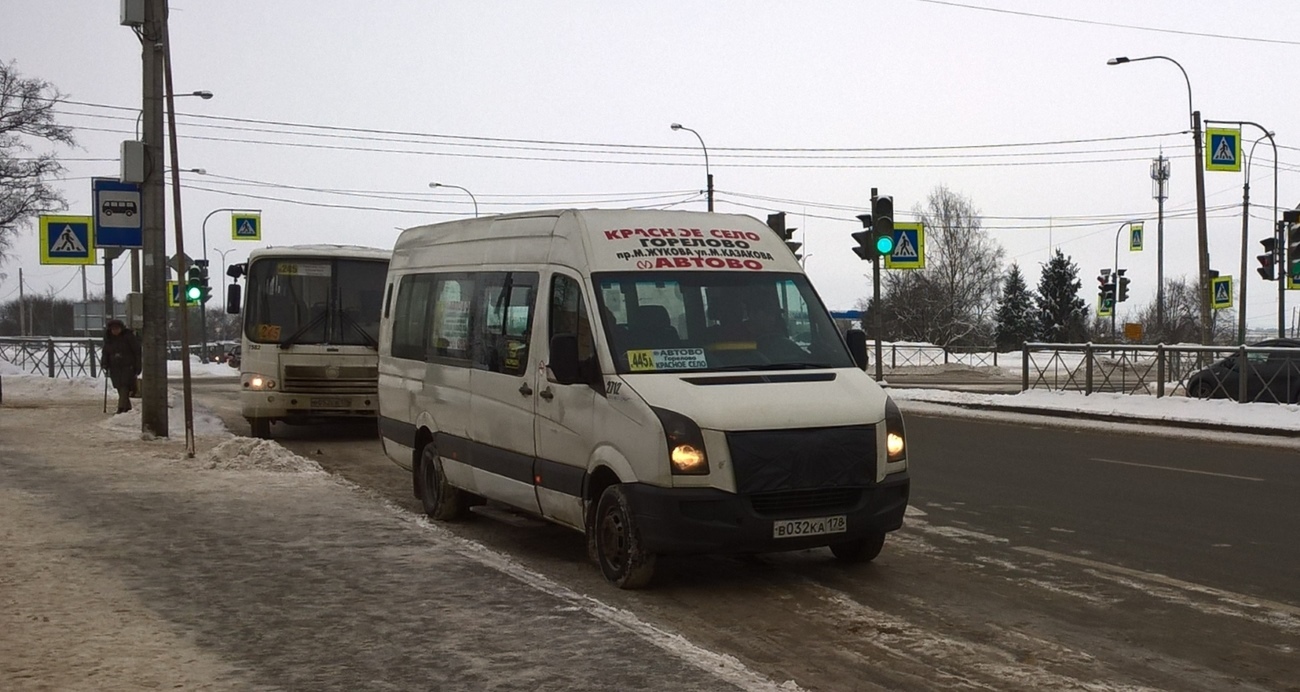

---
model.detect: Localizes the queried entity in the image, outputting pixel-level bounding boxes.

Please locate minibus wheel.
[594,485,656,589]
[419,442,467,521]
[830,530,886,564]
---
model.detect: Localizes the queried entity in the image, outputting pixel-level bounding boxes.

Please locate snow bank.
[194,438,323,473]
[166,360,237,379]
[0,372,103,402]
[97,391,229,438]
[890,387,1300,432]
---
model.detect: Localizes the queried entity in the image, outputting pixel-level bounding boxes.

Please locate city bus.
[226,244,390,438]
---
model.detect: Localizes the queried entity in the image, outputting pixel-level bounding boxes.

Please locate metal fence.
[0,337,102,379]
[1021,342,1300,404]
[876,343,1000,369]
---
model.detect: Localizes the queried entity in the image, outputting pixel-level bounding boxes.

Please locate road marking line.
[1089,457,1264,482]
[1014,546,1300,620]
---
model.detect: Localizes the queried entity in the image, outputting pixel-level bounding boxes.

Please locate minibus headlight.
[652,407,709,475]
[885,396,906,463]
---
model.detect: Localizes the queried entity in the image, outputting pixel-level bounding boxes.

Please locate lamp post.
[1108,55,1211,345]
[428,182,478,217]
[1207,120,1280,341]
[670,123,713,212]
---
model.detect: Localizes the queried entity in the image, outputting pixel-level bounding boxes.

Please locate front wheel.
[418,442,468,521]
[594,485,657,589]
[247,417,271,439]
[830,530,886,564]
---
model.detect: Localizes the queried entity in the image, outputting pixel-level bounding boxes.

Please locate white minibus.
[378,210,909,588]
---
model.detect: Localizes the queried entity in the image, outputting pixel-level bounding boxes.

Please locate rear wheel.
[830,530,886,564]
[594,485,656,589]
[247,417,271,439]
[418,442,468,521]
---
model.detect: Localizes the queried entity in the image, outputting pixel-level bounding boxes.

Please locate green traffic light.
[875,234,895,255]
[186,285,202,301]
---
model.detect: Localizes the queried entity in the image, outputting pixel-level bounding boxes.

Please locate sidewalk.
[0,387,788,691]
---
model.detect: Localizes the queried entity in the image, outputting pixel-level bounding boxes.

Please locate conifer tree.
[1034,250,1089,343]
[994,263,1037,350]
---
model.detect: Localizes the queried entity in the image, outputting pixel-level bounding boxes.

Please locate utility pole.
[1150,153,1169,334]
[1192,110,1212,345]
[138,0,169,437]
[17,267,25,336]
[162,1,196,455]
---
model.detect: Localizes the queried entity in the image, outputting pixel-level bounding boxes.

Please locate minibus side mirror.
[549,334,580,384]
[226,283,242,315]
[846,329,869,371]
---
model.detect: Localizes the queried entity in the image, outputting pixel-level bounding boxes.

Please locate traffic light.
[1286,209,1300,283]
[852,213,874,260]
[872,195,895,256]
[197,260,212,304]
[1116,269,1130,303]
[185,265,203,304]
[1258,234,1278,281]
[1097,269,1115,310]
[767,212,801,261]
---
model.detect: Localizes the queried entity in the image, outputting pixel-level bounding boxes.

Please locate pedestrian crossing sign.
[1097,294,1113,318]
[39,215,95,265]
[883,222,925,269]
[1210,275,1233,309]
[1129,223,1143,252]
[1206,128,1241,172]
[232,213,262,241]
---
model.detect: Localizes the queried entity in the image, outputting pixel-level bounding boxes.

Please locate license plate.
[310,397,350,408]
[773,515,847,539]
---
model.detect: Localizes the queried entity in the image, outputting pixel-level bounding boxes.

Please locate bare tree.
[873,185,1005,347]
[1130,276,1234,344]
[0,60,76,261]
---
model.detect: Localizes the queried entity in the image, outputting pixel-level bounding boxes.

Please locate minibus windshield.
[245,257,388,347]
[592,271,854,374]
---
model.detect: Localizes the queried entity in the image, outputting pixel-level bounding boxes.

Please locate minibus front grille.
[726,425,876,494]
[749,487,863,517]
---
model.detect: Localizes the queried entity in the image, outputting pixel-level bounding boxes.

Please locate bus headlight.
[245,374,276,390]
[885,396,906,463]
[652,407,709,475]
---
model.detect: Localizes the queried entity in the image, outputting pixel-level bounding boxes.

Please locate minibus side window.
[549,274,597,381]
[473,272,538,376]
[429,275,474,363]
[392,274,433,361]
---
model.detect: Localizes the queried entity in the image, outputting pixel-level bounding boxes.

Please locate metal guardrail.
[876,343,1000,369]
[0,337,102,379]
[1021,342,1300,404]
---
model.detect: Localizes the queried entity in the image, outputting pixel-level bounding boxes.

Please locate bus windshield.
[244,257,389,347]
[592,271,854,374]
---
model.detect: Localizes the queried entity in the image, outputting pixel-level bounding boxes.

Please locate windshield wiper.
[278,310,329,349]
[338,309,378,349]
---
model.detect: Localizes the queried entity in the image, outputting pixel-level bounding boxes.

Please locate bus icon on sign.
[102,200,137,217]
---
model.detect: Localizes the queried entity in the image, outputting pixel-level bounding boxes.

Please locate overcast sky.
[4,0,1299,329]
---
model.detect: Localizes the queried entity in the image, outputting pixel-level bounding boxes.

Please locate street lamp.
[136,90,213,138]
[670,123,713,212]
[1108,55,1210,345]
[428,182,478,217]
[1112,220,1143,337]
[1209,123,1279,341]
[212,247,236,341]
[200,206,261,360]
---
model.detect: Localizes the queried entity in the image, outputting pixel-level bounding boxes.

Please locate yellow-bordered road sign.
[1206,128,1242,172]
[1129,222,1144,251]
[1210,275,1233,309]
[1097,295,1114,318]
[883,222,925,269]
[39,215,95,265]
[167,280,182,307]
[232,213,262,241]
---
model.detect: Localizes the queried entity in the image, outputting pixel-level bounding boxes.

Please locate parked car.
[226,345,241,369]
[1185,338,1300,403]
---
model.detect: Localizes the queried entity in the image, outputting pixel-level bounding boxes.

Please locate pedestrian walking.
[101,319,141,414]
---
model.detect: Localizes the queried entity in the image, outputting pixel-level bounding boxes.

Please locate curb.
[899,400,1295,438]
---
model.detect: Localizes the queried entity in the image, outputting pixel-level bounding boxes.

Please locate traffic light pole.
[1208,120,1278,341]
[871,188,884,382]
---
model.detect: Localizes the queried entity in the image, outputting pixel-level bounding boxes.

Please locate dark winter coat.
[102,319,142,389]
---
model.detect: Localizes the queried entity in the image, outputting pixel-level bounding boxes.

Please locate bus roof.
[246,244,391,262]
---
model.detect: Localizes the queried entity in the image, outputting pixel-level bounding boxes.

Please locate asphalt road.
[189,380,1300,691]
[906,413,1300,605]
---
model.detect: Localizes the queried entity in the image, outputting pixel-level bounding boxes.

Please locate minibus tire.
[418,443,467,521]
[248,417,271,439]
[830,530,886,564]
[594,485,656,589]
